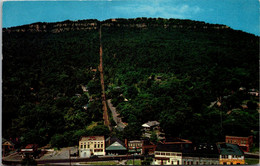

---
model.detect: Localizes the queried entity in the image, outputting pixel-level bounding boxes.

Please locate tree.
[150,131,158,144]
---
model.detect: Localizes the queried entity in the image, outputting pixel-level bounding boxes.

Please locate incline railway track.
[99,25,111,130]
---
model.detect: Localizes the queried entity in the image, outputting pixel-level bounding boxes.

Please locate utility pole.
[69,149,71,166]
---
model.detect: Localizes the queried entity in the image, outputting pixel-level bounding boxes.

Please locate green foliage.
[3,18,259,146]
[3,28,102,147]
[101,18,259,142]
[150,131,158,144]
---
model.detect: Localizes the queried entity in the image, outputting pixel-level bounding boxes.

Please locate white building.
[79,136,105,158]
[153,143,220,165]
[142,121,160,131]
[153,144,182,165]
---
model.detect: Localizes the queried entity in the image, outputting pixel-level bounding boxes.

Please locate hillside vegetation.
[3,18,259,147]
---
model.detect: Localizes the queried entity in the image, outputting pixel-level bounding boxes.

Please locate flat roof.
[80,136,105,141]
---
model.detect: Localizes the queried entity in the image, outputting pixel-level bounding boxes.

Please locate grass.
[126,159,142,165]
[80,161,118,165]
[245,158,259,165]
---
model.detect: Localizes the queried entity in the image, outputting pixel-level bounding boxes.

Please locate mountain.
[3,18,259,146]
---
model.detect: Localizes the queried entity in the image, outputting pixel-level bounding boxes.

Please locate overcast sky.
[2,0,259,35]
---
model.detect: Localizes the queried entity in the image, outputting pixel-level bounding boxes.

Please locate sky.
[2,0,260,36]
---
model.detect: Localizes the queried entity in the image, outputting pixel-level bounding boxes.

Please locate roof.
[80,136,104,142]
[163,137,192,144]
[155,143,183,152]
[2,140,15,146]
[188,143,219,158]
[128,140,142,144]
[25,144,38,149]
[142,121,160,128]
[217,143,244,156]
[106,137,125,147]
[226,135,252,139]
[106,141,127,151]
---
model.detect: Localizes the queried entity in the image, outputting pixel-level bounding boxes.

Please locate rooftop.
[142,121,160,128]
[106,137,125,147]
[226,135,252,139]
[217,143,244,156]
[155,143,183,152]
[80,136,104,142]
[163,137,192,144]
[106,142,127,151]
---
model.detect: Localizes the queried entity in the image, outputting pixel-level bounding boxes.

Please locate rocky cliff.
[3,18,230,33]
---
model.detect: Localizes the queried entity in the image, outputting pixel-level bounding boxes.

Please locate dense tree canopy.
[3,18,259,147]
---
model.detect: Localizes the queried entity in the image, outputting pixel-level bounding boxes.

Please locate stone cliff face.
[2,18,230,33]
[3,20,99,33]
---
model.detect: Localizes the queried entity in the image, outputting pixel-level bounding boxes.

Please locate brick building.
[225,135,253,152]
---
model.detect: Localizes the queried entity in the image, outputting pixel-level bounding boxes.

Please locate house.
[105,137,127,155]
[248,89,259,96]
[21,144,39,158]
[127,140,143,154]
[2,139,15,156]
[142,121,160,131]
[79,136,105,158]
[153,143,183,165]
[217,143,245,165]
[225,135,253,152]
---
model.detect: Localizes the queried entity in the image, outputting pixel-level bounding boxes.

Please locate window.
[98,144,100,148]
[177,161,179,165]
[187,161,190,165]
[172,161,173,165]
[161,153,165,156]
[88,144,90,148]
[81,144,83,149]
[155,152,160,155]
[166,153,170,156]
[184,161,186,165]
[191,161,193,165]
[101,144,103,148]
[196,162,199,165]
[94,144,96,148]
[84,144,86,149]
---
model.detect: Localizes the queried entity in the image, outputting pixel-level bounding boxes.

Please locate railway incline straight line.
[99,25,111,130]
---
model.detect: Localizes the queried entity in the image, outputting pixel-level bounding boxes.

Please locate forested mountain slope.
[3,18,259,147]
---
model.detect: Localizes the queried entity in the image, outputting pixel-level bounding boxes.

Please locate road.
[3,154,143,165]
[107,99,126,130]
[99,25,110,129]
